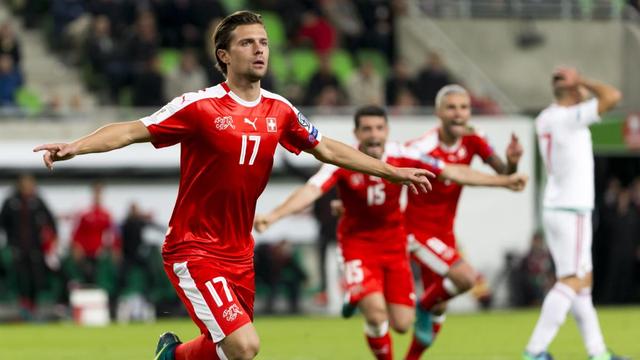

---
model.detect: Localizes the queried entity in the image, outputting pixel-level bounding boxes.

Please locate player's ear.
[217,48,230,66]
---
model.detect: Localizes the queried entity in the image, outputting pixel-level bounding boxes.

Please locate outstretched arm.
[33,120,151,169]
[306,137,434,193]
[486,133,522,175]
[254,184,324,233]
[440,164,528,191]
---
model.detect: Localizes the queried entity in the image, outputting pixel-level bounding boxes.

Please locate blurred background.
[0,0,639,326]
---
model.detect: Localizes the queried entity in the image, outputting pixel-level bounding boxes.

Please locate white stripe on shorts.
[173,261,226,342]
[408,234,450,276]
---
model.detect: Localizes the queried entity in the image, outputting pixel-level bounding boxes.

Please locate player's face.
[437,93,471,139]
[355,116,388,159]
[223,24,269,82]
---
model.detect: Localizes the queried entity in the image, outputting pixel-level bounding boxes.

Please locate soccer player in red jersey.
[404,84,524,360]
[33,11,434,360]
[254,105,527,360]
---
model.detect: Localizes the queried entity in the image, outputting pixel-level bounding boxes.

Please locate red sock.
[419,280,454,311]
[175,334,219,360]
[366,332,393,360]
[404,335,426,360]
[433,321,443,338]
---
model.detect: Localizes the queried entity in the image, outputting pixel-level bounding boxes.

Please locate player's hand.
[506,133,523,166]
[553,66,580,88]
[390,167,435,194]
[254,214,273,233]
[506,173,528,191]
[33,143,78,170]
[330,199,345,217]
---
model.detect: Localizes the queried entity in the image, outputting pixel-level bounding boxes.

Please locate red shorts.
[408,230,461,284]
[340,242,415,307]
[164,257,254,343]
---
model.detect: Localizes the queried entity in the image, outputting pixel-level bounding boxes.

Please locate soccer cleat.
[414,306,434,346]
[341,301,358,318]
[523,351,554,360]
[589,351,630,360]
[154,332,181,360]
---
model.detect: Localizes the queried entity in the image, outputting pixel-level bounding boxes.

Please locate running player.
[404,84,524,360]
[254,105,527,360]
[524,67,625,360]
[33,11,434,360]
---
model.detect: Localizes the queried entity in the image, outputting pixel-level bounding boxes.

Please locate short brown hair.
[212,11,264,76]
[354,105,387,129]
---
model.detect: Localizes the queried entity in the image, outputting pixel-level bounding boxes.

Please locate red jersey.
[308,142,444,252]
[72,205,114,258]
[404,127,494,237]
[142,82,321,262]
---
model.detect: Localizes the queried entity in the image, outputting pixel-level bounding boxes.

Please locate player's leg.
[158,259,258,360]
[419,259,476,311]
[360,292,393,360]
[524,210,583,359]
[384,250,416,334]
[405,267,443,360]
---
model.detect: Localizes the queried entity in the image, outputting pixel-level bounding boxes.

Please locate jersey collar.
[221,81,262,107]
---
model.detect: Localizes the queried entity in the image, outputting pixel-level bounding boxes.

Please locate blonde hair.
[435,84,469,109]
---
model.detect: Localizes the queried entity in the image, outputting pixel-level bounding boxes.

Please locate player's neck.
[438,127,458,147]
[225,76,261,102]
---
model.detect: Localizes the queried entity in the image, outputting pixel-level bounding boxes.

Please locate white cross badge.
[266,117,277,133]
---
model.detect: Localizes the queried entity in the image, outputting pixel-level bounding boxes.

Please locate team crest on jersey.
[350,173,364,186]
[222,303,243,322]
[456,146,467,159]
[215,116,235,130]
[266,117,277,132]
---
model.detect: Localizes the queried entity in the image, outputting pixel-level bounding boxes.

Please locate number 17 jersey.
[141,82,321,263]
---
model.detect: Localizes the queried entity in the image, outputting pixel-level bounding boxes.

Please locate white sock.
[364,320,389,338]
[571,288,607,357]
[526,282,577,354]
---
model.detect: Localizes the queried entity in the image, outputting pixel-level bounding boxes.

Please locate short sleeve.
[574,98,601,126]
[140,93,200,148]
[279,108,322,155]
[308,163,339,193]
[472,134,495,162]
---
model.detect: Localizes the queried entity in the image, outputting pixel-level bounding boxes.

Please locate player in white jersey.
[524,67,625,360]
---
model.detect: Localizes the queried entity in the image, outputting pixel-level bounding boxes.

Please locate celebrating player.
[32,11,434,360]
[254,105,527,360]
[523,68,625,360]
[404,84,524,360]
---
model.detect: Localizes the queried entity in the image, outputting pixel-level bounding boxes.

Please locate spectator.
[132,56,165,107]
[521,232,555,305]
[602,188,639,303]
[0,54,23,108]
[124,11,160,71]
[385,59,418,106]
[296,10,336,56]
[85,15,117,76]
[415,52,454,107]
[50,0,86,49]
[70,182,119,284]
[116,202,164,300]
[321,0,364,52]
[346,60,383,106]
[303,54,343,106]
[164,49,207,100]
[0,22,21,66]
[0,174,58,316]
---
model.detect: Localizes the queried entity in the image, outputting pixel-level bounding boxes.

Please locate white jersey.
[536,98,601,210]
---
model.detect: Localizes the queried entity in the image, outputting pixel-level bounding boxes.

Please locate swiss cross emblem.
[266,117,277,133]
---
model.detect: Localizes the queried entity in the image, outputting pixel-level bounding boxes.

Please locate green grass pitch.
[3,307,639,359]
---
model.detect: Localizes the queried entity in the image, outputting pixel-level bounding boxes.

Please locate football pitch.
[3,307,639,359]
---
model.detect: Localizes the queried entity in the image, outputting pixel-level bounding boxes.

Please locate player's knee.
[224,336,260,360]
[391,316,414,334]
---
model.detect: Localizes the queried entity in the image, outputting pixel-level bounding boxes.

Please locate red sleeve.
[140,93,200,148]
[472,134,495,162]
[307,164,340,193]
[279,108,322,155]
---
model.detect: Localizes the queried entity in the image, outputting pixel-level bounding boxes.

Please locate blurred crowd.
[1,0,500,114]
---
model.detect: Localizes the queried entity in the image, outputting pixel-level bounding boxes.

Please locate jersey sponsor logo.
[215,116,235,130]
[244,117,258,131]
[222,303,243,322]
[266,117,277,132]
[350,173,364,186]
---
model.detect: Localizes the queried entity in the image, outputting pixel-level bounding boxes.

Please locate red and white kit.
[405,128,494,286]
[309,142,444,306]
[142,82,320,342]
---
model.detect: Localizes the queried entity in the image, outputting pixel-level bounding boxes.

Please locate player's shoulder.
[383,141,406,157]
[405,128,439,152]
[261,88,298,112]
[461,124,491,145]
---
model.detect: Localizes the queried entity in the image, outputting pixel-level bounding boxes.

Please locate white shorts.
[543,209,593,279]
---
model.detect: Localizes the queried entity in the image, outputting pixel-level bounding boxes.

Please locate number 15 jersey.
[142,82,321,263]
